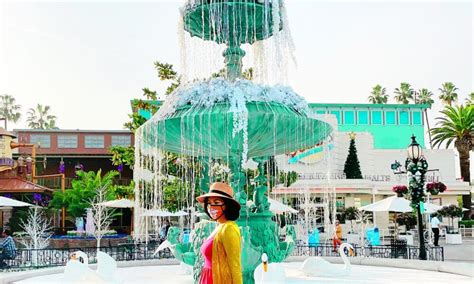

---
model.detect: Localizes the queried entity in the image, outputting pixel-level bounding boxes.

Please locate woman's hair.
[204,197,240,221]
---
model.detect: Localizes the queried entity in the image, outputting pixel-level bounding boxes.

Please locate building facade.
[272,103,471,231]
[12,129,134,187]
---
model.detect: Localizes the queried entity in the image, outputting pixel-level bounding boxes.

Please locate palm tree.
[438,82,458,106]
[431,105,473,218]
[466,92,473,106]
[394,82,414,104]
[417,88,435,148]
[368,85,389,104]
[0,94,21,130]
[26,104,57,129]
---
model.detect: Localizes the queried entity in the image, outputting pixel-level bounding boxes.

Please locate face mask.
[209,207,223,220]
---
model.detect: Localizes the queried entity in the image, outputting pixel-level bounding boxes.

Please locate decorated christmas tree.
[343,132,363,179]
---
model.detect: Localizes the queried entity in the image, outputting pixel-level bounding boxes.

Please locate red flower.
[392,185,408,195]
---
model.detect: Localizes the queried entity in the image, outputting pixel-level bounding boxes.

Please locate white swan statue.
[63,251,121,283]
[301,243,354,277]
[254,253,286,284]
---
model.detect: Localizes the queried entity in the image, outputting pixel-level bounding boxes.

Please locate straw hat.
[196,182,241,211]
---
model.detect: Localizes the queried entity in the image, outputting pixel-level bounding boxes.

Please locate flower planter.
[446,233,462,244]
[398,234,413,245]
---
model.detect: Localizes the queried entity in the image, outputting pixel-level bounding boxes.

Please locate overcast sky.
[0,0,472,135]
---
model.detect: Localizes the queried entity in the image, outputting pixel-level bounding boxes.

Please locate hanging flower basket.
[426,182,446,195]
[392,185,408,197]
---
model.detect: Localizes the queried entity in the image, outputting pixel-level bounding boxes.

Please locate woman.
[332,220,342,252]
[196,182,243,284]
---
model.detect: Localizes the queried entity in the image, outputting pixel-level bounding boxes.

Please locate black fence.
[1,242,173,270]
[292,243,444,262]
[1,242,443,271]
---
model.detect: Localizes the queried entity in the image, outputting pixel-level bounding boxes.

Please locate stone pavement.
[442,237,474,263]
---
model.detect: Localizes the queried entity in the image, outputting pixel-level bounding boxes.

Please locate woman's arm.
[221,224,243,284]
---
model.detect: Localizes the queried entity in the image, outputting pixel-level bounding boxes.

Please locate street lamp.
[406,135,427,260]
[407,135,422,161]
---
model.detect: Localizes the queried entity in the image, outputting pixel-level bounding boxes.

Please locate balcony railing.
[36,178,133,190]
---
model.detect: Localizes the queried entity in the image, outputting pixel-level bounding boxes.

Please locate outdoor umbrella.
[97,198,135,235]
[359,196,412,213]
[359,196,444,214]
[0,196,34,208]
[98,199,134,208]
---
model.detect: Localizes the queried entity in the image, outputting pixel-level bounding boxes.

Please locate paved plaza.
[443,237,474,263]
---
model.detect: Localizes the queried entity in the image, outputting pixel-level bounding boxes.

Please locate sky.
[0,0,472,136]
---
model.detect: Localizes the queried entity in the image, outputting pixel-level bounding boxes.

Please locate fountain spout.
[223,46,246,81]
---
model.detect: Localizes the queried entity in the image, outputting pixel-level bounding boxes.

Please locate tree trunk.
[424,110,433,148]
[457,145,471,219]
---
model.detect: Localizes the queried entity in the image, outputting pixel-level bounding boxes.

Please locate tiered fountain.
[134,1,332,283]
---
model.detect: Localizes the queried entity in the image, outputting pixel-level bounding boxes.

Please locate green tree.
[466,92,473,106]
[438,205,463,233]
[394,82,414,104]
[341,206,359,233]
[0,94,21,130]
[417,88,435,148]
[368,84,388,104]
[49,170,119,218]
[438,82,458,106]
[395,212,417,230]
[26,104,57,129]
[343,134,363,179]
[431,105,473,218]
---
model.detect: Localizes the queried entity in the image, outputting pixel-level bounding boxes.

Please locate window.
[316,110,326,115]
[343,111,355,124]
[413,111,422,125]
[85,135,104,148]
[399,111,409,125]
[30,134,50,148]
[358,111,369,124]
[371,111,382,125]
[111,135,131,147]
[330,110,341,124]
[336,197,345,209]
[385,111,396,125]
[57,135,78,148]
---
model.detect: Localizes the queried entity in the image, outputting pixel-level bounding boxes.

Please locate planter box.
[346,234,360,245]
[398,234,413,245]
[446,233,462,244]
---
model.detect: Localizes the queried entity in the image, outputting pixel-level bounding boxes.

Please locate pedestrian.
[0,228,17,268]
[196,182,243,284]
[430,214,441,246]
[332,220,343,251]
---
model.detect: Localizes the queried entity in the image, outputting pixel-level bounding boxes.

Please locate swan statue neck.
[338,243,353,273]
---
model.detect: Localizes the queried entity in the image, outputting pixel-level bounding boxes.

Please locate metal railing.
[37,178,133,190]
[1,242,444,271]
[291,243,444,261]
[1,242,172,270]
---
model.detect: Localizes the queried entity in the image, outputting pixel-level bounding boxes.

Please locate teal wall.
[309,103,429,149]
[137,101,429,150]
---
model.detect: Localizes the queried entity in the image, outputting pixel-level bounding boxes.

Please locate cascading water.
[134,1,333,283]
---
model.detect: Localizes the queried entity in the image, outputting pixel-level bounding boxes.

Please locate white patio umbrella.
[141,209,181,217]
[0,196,34,208]
[359,196,412,213]
[98,198,134,208]
[269,198,298,214]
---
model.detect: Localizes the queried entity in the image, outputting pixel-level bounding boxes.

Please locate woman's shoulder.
[218,221,240,235]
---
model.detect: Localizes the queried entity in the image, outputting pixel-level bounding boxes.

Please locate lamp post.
[406,135,427,260]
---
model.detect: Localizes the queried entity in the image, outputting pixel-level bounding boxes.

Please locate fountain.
[133,0,332,283]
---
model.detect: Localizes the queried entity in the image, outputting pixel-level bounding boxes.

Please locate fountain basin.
[11,259,473,284]
[184,0,281,45]
[144,101,331,158]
